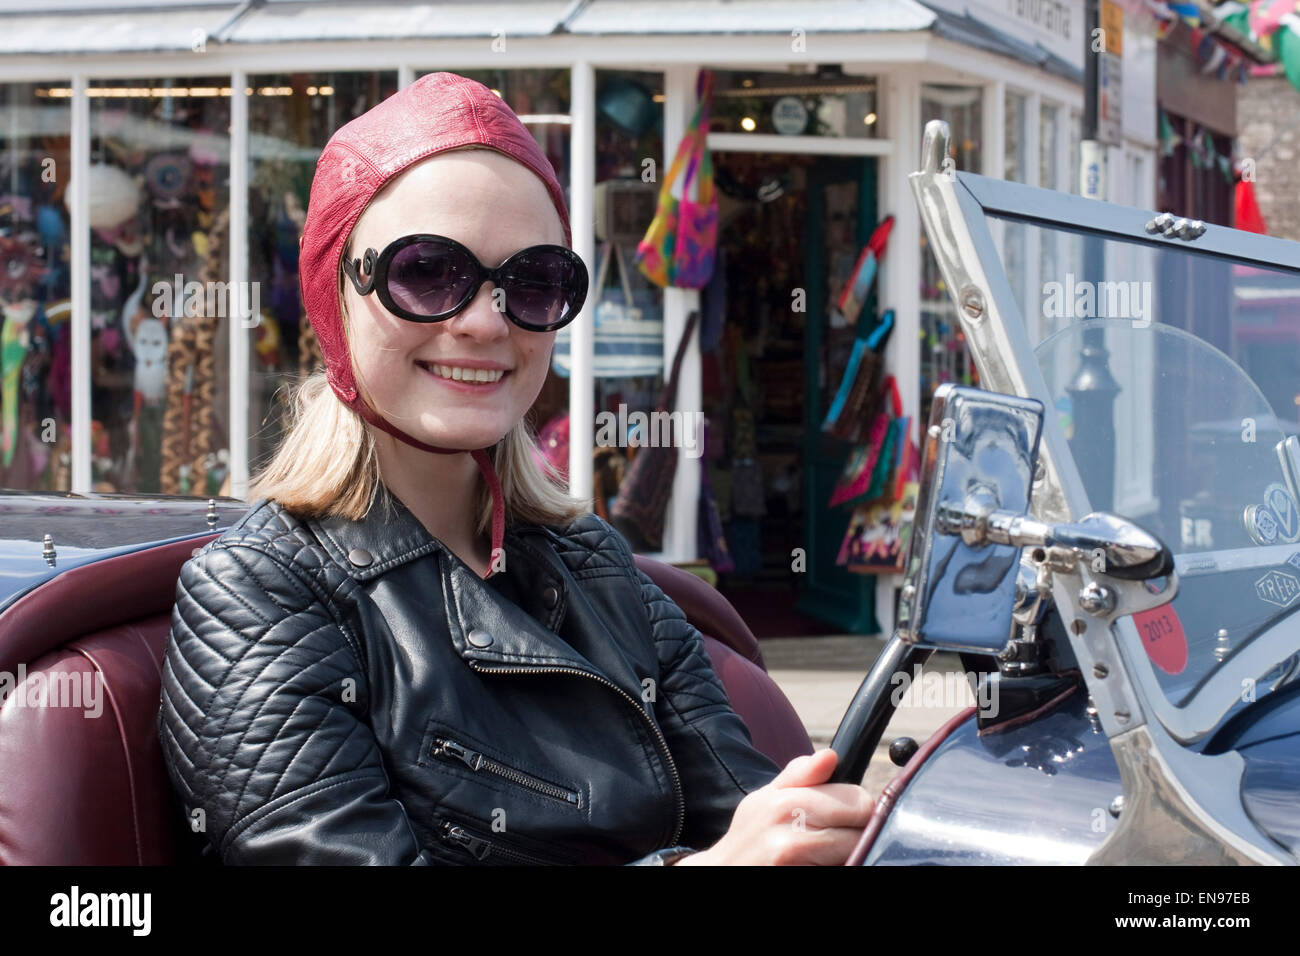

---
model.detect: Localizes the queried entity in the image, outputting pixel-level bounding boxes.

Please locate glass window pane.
[1040,102,1059,191]
[88,76,231,496]
[0,81,72,491]
[708,68,880,138]
[1069,108,1082,194]
[989,213,1300,709]
[555,68,663,536]
[247,71,397,478]
[414,68,571,198]
[1004,90,1027,184]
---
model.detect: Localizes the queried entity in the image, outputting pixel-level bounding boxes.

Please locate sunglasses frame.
[342,233,588,333]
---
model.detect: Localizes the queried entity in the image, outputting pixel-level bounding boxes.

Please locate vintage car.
[0,119,1296,866]
[827,120,1300,865]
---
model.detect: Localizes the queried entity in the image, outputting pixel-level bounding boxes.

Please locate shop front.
[0,0,1161,635]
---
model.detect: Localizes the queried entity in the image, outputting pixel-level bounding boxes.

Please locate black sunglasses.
[343,234,588,332]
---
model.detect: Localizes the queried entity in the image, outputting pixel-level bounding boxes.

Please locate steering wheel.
[828,637,934,785]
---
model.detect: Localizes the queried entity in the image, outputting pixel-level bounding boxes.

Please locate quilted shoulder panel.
[543,512,636,577]
[203,499,345,592]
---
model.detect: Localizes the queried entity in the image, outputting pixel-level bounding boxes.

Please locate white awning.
[0,0,937,55]
[0,1,244,55]
[564,0,936,34]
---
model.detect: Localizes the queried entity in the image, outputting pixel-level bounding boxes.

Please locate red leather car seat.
[0,539,811,865]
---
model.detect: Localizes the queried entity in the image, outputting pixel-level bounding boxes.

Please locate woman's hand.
[674,748,874,866]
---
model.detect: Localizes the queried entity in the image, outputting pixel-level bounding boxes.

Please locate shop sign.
[1097,0,1123,147]
[924,0,1083,70]
[771,96,808,135]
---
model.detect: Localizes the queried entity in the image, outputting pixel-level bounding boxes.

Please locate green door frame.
[795,155,879,634]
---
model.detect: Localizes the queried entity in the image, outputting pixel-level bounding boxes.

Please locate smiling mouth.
[415,361,510,384]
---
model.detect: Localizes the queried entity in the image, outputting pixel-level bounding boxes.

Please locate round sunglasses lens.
[502,251,584,328]
[387,241,476,317]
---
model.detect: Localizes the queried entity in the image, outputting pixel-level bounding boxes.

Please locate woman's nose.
[446,280,511,339]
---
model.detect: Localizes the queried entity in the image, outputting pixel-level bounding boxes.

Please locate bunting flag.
[1279,14,1300,95]
[1248,0,1294,38]
[1235,176,1268,233]
[1158,109,1183,158]
[1145,0,1300,96]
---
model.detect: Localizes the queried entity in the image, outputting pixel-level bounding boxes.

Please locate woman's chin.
[408,416,511,451]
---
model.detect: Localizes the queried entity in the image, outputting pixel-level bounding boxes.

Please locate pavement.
[758,635,971,796]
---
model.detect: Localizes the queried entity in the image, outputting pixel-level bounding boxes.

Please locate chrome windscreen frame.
[910,120,1295,864]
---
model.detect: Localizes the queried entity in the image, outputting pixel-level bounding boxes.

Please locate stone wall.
[1237,76,1300,241]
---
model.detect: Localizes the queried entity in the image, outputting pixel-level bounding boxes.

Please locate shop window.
[1004,90,1028,184]
[1035,102,1064,343]
[0,82,71,492]
[553,68,664,535]
[919,84,982,424]
[414,68,571,198]
[1040,102,1060,191]
[1069,108,1082,194]
[707,68,880,139]
[84,76,231,496]
[246,71,398,479]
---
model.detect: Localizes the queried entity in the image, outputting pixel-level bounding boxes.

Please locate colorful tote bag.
[635,70,717,289]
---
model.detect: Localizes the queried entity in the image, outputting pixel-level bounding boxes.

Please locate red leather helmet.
[298,72,573,571]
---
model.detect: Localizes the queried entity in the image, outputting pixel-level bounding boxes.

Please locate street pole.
[1067,0,1120,510]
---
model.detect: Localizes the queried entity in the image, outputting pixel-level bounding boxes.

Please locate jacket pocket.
[433,813,575,866]
[428,734,582,809]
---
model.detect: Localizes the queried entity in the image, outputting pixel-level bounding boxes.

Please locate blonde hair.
[247,148,590,532]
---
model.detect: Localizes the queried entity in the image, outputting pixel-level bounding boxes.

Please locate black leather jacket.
[157,487,781,865]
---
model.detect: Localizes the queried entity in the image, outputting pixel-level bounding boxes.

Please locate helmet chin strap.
[347,392,506,579]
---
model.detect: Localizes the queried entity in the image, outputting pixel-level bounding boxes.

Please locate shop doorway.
[706,150,879,636]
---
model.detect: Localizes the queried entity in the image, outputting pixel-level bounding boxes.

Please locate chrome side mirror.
[897,385,1044,653]
[898,385,1178,656]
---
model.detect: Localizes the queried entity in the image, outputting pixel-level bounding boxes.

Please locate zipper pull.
[440,821,492,861]
[432,737,485,770]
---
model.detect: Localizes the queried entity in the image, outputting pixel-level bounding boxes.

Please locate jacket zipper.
[434,815,563,866]
[464,661,685,848]
[430,736,581,806]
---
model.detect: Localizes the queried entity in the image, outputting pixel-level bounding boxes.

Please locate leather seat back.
[0,538,206,865]
[0,538,809,864]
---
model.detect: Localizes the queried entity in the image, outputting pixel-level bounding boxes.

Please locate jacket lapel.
[309,485,644,696]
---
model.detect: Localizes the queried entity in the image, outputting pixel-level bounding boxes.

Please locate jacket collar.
[305,486,646,700]
[308,483,449,582]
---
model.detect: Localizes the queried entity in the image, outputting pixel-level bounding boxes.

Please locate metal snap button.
[542,586,559,609]
[348,547,374,567]
[467,628,494,648]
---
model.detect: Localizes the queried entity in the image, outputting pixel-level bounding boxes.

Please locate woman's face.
[342,149,565,450]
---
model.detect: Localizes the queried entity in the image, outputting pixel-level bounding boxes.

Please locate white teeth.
[427,363,504,384]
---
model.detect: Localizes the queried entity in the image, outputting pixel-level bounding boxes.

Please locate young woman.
[158,72,873,866]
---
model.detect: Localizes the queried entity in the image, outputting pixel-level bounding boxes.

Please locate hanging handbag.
[610,309,701,551]
[635,70,717,289]
[823,310,894,444]
[552,240,664,379]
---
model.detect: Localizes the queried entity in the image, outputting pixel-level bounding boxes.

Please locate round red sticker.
[1132,605,1188,675]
